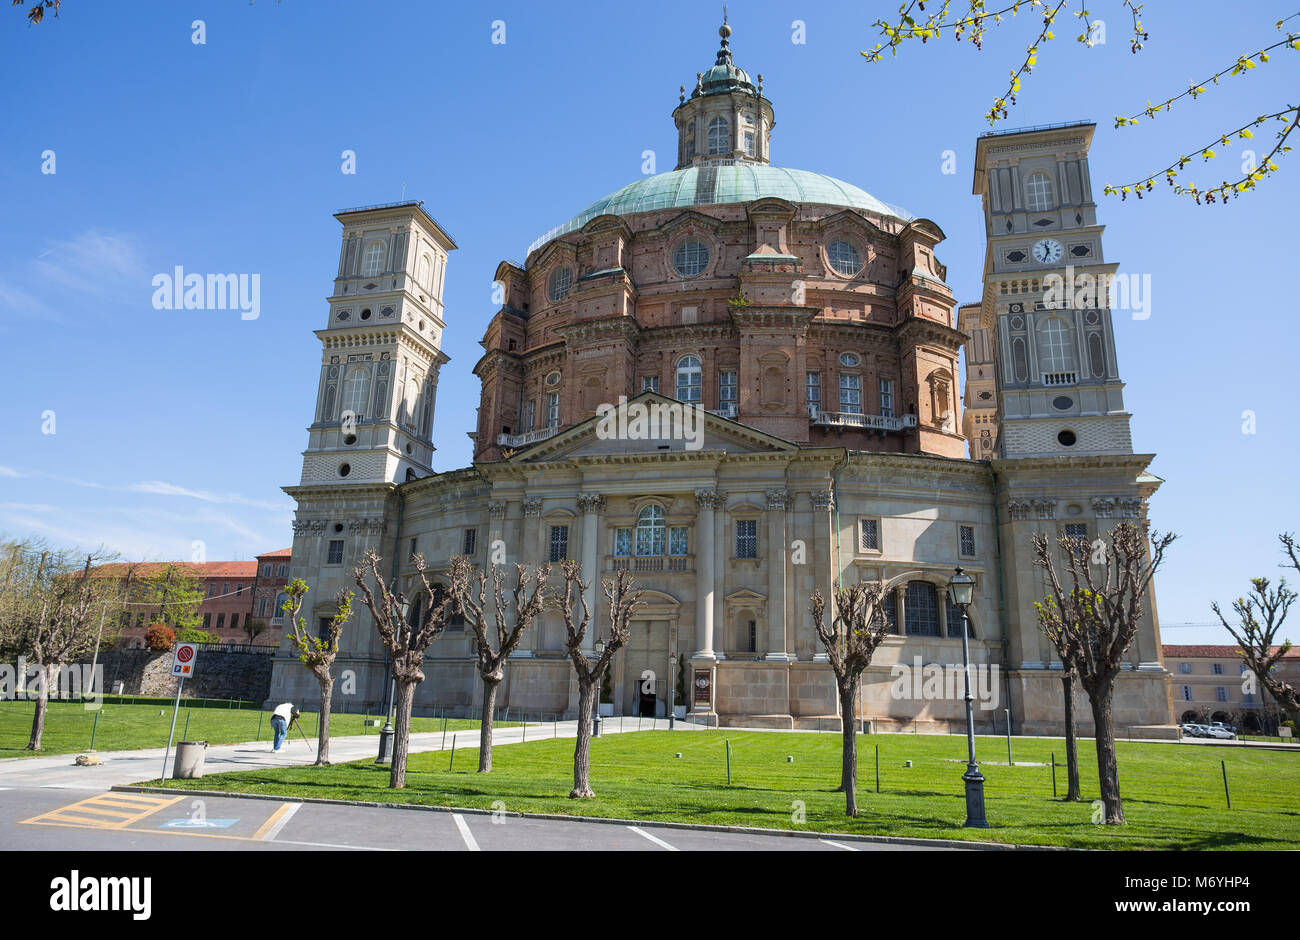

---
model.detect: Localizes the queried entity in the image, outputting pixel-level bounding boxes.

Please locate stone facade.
[267,20,1174,737]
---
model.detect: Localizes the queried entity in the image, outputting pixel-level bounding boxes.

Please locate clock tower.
[970,122,1133,459]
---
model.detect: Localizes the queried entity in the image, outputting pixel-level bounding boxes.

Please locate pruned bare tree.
[353,549,455,789]
[1033,521,1175,824]
[555,561,643,798]
[1212,535,1299,733]
[451,556,549,773]
[809,580,893,817]
[281,578,354,765]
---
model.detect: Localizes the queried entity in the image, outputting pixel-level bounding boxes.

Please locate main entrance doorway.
[621,619,670,717]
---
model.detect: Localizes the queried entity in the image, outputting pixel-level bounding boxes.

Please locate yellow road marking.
[20,793,183,829]
[251,802,297,841]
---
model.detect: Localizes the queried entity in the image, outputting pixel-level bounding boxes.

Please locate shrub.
[144,624,175,650]
[176,628,220,644]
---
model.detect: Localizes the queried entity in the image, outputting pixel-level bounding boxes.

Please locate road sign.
[172,642,198,677]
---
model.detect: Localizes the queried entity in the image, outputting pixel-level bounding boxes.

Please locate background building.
[1164,644,1300,731]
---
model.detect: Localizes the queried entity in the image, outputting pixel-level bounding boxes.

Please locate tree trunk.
[1062,673,1081,801]
[389,679,417,790]
[1089,680,1125,824]
[316,674,332,766]
[839,682,859,817]
[571,679,597,798]
[26,665,50,751]
[478,678,499,773]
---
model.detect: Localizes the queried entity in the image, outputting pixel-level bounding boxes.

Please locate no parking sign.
[172,642,198,677]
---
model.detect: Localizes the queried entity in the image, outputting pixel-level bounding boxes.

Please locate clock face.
[1032,239,1064,264]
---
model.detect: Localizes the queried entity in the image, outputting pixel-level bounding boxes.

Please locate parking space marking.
[452,813,480,851]
[820,839,858,851]
[629,826,678,850]
[21,793,183,830]
[253,802,301,842]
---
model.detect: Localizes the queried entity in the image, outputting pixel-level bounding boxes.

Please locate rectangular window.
[546,393,560,428]
[277,564,287,578]
[839,374,862,414]
[522,400,535,432]
[879,379,895,418]
[614,528,633,557]
[735,519,758,559]
[327,540,344,565]
[208,584,216,598]
[1181,685,1192,701]
[1064,523,1088,548]
[235,584,244,596]
[1212,663,1224,675]
[257,597,267,617]
[744,131,755,156]
[718,370,737,415]
[463,528,477,556]
[859,518,880,551]
[222,583,229,596]
[409,537,419,561]
[641,376,659,393]
[230,613,239,630]
[669,526,689,556]
[202,613,211,629]
[1179,662,1193,674]
[549,525,569,563]
[216,613,225,629]
[1216,687,1228,702]
[261,564,272,578]
[959,525,976,557]
[806,372,820,414]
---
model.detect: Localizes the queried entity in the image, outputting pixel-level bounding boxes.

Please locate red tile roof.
[1163,644,1299,659]
[91,561,259,580]
[257,548,292,559]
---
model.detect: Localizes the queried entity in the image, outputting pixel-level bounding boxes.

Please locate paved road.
[0,720,977,851]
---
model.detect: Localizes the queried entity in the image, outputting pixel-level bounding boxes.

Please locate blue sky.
[0,0,1296,643]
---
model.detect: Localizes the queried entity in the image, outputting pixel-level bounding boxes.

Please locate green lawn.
[0,699,497,759]
[148,729,1300,849]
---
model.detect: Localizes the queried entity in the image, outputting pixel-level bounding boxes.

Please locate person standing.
[270,701,298,752]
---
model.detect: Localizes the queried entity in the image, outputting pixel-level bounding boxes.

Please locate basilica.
[267,20,1173,736]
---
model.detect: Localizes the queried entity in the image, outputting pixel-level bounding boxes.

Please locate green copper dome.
[527,165,914,258]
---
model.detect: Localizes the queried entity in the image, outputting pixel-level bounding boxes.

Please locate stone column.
[693,489,720,660]
[520,496,543,656]
[765,489,792,661]
[577,493,604,653]
[810,489,835,662]
[937,585,950,639]
[895,584,907,636]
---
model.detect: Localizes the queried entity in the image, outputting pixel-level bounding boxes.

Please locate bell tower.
[970,122,1133,459]
[299,202,456,486]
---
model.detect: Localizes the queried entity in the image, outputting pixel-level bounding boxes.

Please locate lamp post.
[948,566,988,828]
[377,592,409,764]
[668,653,678,730]
[592,638,606,737]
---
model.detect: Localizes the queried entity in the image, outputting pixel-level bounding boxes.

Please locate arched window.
[1036,317,1076,373]
[675,356,702,403]
[548,266,573,302]
[361,241,385,277]
[707,117,729,155]
[402,378,419,430]
[635,505,666,557]
[946,593,975,638]
[341,366,370,419]
[827,241,862,276]
[273,592,288,622]
[673,239,710,277]
[904,581,940,636]
[1025,172,1055,211]
[686,122,696,158]
[418,254,432,290]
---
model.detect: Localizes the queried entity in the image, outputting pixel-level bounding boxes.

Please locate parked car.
[1204,725,1237,740]
[1180,723,1206,737]
[1210,720,1238,734]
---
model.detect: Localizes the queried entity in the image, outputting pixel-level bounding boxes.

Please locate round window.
[839,352,860,367]
[548,266,573,302]
[1057,430,1077,447]
[342,432,357,445]
[1052,396,1074,410]
[360,308,372,320]
[827,240,862,276]
[673,239,710,277]
[338,462,352,477]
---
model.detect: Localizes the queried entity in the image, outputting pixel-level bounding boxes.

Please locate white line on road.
[452,813,480,851]
[820,839,858,851]
[629,826,678,850]
[260,802,301,842]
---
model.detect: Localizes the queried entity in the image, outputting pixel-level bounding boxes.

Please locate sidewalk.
[0,715,700,791]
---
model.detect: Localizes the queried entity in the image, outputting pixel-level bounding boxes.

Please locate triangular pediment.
[500,391,798,462]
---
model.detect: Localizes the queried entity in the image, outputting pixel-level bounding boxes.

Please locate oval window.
[673,239,710,277]
[338,462,352,477]
[1052,396,1074,411]
[827,241,862,276]
[839,352,860,367]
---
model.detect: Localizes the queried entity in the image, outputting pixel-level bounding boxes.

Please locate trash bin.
[173,740,209,779]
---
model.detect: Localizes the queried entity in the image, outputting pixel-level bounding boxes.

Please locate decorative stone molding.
[1091,497,1116,518]
[765,488,793,511]
[522,497,543,517]
[1007,499,1032,521]
[348,518,386,535]
[291,519,328,536]
[1032,498,1057,520]
[576,493,605,514]
[694,489,724,510]
[810,489,835,512]
[487,501,508,520]
[1119,497,1143,518]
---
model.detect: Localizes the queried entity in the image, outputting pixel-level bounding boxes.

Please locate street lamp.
[592,638,606,737]
[948,566,988,828]
[377,593,410,764]
[668,653,678,730]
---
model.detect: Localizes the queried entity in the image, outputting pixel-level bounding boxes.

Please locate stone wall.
[97,649,274,702]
